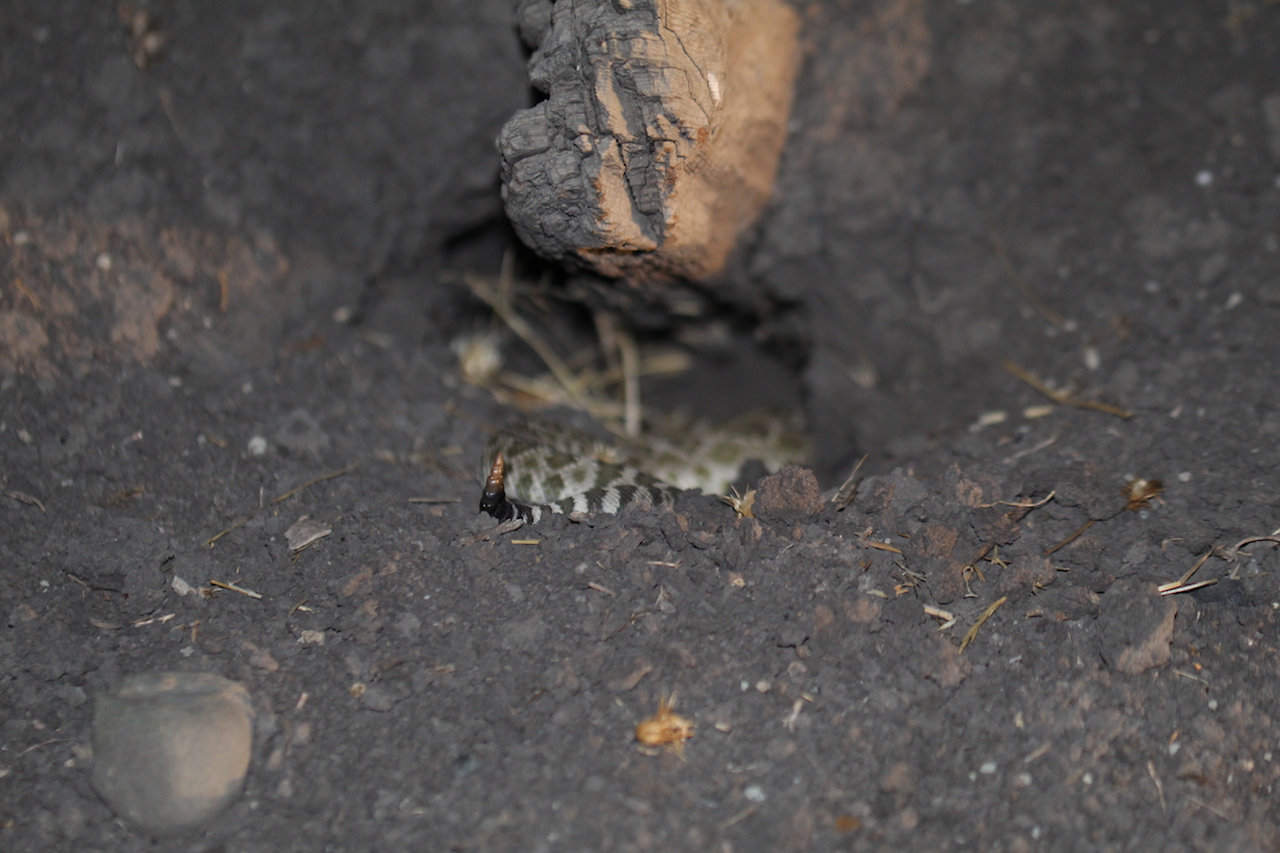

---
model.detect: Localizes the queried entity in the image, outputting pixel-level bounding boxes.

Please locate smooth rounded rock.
[90,671,253,836]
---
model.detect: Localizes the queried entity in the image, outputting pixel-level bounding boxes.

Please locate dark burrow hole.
[423,223,822,479]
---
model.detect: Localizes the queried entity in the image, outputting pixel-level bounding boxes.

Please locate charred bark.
[498,0,799,285]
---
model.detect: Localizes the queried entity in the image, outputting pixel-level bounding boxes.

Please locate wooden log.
[498,0,800,285]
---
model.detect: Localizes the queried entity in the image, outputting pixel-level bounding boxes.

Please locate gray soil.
[3,1,1280,850]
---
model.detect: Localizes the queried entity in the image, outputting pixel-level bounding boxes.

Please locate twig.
[3,488,46,512]
[1045,518,1096,555]
[1228,535,1280,556]
[486,370,624,420]
[1003,360,1133,420]
[208,579,262,599]
[1181,794,1231,821]
[717,807,756,833]
[17,738,71,758]
[1002,435,1058,465]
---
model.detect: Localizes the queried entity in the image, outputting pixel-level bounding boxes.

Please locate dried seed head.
[635,694,694,757]
[1124,478,1164,511]
[452,331,503,386]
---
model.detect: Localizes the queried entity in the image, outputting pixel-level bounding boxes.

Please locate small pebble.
[274,408,329,454]
[91,672,254,836]
[360,684,396,712]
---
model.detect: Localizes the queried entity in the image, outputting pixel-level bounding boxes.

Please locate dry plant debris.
[1158,528,1280,597]
[447,254,690,433]
[118,3,169,69]
[1003,359,1133,420]
[958,596,1007,654]
[208,580,262,600]
[720,487,756,519]
[1123,478,1164,510]
[96,486,145,508]
[285,516,333,552]
[203,463,357,547]
[3,487,47,512]
[985,217,1069,329]
[635,694,695,758]
[1047,477,1162,555]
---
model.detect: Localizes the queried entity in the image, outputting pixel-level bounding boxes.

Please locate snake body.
[479,414,808,524]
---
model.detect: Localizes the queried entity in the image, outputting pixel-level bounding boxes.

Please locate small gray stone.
[274,408,329,454]
[91,672,254,836]
[359,684,397,712]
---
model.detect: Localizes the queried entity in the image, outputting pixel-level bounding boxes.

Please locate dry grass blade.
[1147,761,1166,812]
[832,455,867,508]
[593,311,643,439]
[461,253,590,413]
[1002,360,1133,420]
[985,218,1069,329]
[618,320,641,439]
[449,257,702,444]
[1158,550,1213,593]
[959,596,1007,653]
[209,579,262,599]
[867,540,903,554]
[1159,579,1217,596]
[1045,518,1096,555]
[924,605,957,630]
[979,491,1055,509]
[1229,535,1280,556]
[1158,549,1224,596]
[720,487,756,518]
[3,488,46,512]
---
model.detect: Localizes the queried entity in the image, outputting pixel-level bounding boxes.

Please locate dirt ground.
[4,1,1280,850]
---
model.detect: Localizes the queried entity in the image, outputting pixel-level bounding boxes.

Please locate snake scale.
[479,414,809,524]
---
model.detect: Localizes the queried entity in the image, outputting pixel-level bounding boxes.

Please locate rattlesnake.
[479,413,809,524]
